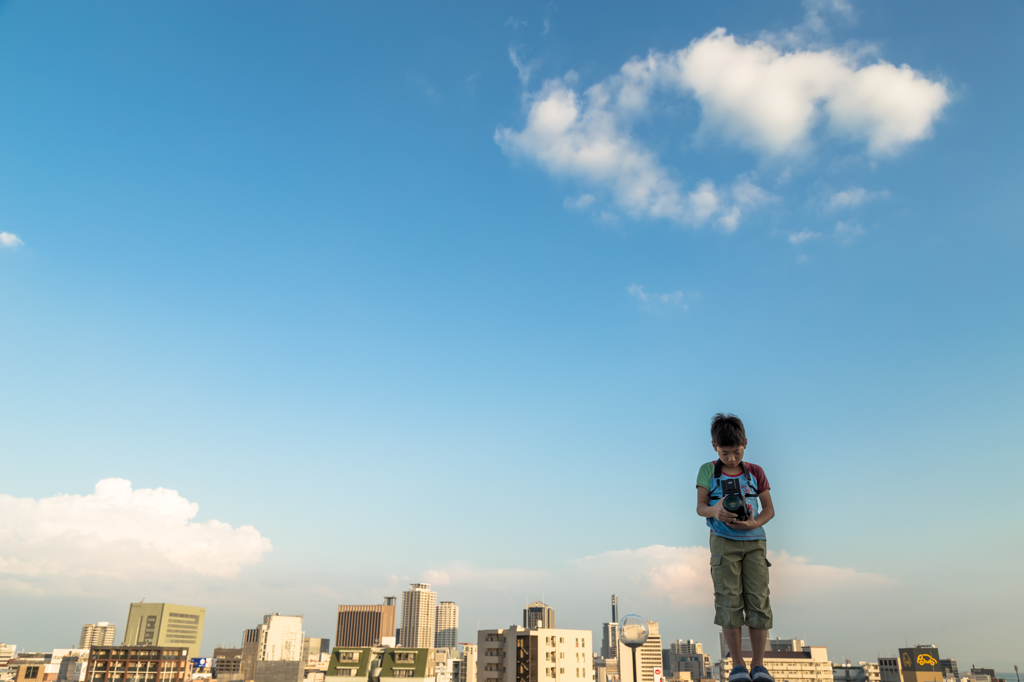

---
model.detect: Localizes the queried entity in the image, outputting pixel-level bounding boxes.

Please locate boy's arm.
[697,485,738,523]
[723,490,775,531]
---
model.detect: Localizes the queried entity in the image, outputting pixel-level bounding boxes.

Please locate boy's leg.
[710,533,749,680]
[722,627,745,669]
[748,627,767,668]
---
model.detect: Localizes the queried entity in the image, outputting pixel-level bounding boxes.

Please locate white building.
[617,622,661,682]
[401,585,438,649]
[720,647,832,682]
[477,626,593,682]
[879,658,901,682]
[833,663,880,682]
[79,624,116,649]
[456,645,477,682]
[436,604,460,649]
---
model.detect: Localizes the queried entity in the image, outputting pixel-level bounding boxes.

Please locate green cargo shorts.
[709,532,773,630]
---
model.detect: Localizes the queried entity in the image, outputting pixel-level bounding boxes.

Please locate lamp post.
[618,615,649,682]
[1013,665,1018,682]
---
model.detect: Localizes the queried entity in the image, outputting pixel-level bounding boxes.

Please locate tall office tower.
[435,603,460,648]
[400,584,438,648]
[668,640,708,680]
[601,623,618,660]
[458,644,477,682]
[336,600,398,647]
[241,614,305,682]
[477,626,592,682]
[523,602,555,629]
[939,660,959,681]
[611,596,618,624]
[122,603,206,659]
[79,623,116,649]
[618,621,661,682]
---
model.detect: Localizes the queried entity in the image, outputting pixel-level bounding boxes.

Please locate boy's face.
[713,440,747,467]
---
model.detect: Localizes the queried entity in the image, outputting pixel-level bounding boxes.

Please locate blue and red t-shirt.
[695,460,770,541]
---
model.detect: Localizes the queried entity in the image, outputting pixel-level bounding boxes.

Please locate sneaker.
[751,666,774,682]
[729,666,752,682]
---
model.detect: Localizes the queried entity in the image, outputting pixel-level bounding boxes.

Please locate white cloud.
[827,187,888,210]
[572,544,894,607]
[834,220,866,244]
[563,194,595,210]
[789,229,822,245]
[497,26,944,228]
[628,284,692,310]
[0,479,272,588]
[0,232,24,248]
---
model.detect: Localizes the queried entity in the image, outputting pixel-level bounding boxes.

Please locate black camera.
[720,478,749,521]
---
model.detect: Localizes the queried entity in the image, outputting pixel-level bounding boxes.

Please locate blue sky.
[0,0,1022,671]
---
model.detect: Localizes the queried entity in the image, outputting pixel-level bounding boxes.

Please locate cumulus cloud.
[496,27,946,225]
[628,284,693,310]
[0,479,272,588]
[0,232,24,248]
[827,187,889,210]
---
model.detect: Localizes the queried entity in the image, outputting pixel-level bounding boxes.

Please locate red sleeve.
[747,463,770,492]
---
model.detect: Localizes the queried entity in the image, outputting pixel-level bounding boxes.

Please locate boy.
[696,413,775,682]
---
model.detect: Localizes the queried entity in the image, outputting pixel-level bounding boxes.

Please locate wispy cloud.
[563,194,595,210]
[505,17,528,29]
[834,220,866,244]
[0,479,271,592]
[509,47,536,87]
[628,284,694,310]
[789,229,822,245]
[827,187,889,210]
[0,232,24,248]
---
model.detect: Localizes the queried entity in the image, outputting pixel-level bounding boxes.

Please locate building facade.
[898,648,942,682]
[435,605,459,649]
[79,625,116,650]
[83,647,188,682]
[456,646,476,682]
[122,604,206,660]
[665,641,707,681]
[719,648,831,682]
[599,626,617,663]
[617,622,660,682]
[522,604,554,631]
[337,602,398,649]
[241,614,306,682]
[326,646,449,682]
[400,586,438,649]
[477,626,592,682]
[833,663,880,682]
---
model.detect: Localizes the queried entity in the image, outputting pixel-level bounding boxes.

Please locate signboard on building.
[899,649,941,674]
[653,667,664,682]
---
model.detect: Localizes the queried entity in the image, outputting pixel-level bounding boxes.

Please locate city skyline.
[0,0,1021,674]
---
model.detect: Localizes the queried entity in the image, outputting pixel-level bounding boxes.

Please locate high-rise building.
[939,660,958,682]
[79,624,116,649]
[477,626,592,682]
[617,621,661,682]
[667,641,708,680]
[601,624,618,660]
[400,584,438,649]
[523,602,555,630]
[436,603,460,649]
[122,603,206,659]
[611,597,618,625]
[240,613,305,682]
[899,648,943,682]
[336,600,398,648]
[720,647,832,682]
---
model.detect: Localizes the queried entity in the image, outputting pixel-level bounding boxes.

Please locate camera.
[720,478,749,521]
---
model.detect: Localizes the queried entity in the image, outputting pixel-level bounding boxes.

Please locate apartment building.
[326,646,449,682]
[435,605,459,649]
[400,586,438,649]
[477,626,593,682]
[79,626,116,650]
[83,647,188,682]
[720,647,832,682]
[241,614,306,682]
[337,601,398,649]
[122,604,206,660]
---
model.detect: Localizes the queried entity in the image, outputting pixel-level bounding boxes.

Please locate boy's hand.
[725,518,760,530]
[709,499,738,523]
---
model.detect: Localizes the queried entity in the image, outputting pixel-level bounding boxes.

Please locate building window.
[338,670,354,677]
[560,669,565,675]
[26,668,41,680]
[394,670,415,678]
[559,639,564,644]
[340,653,358,662]
[395,654,416,663]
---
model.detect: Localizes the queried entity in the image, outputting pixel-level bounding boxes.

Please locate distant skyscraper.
[940,660,959,682]
[668,640,708,680]
[435,602,459,648]
[79,623,116,649]
[618,621,661,682]
[611,596,618,625]
[601,623,618,660]
[122,603,206,659]
[523,602,555,629]
[336,600,397,647]
[400,583,438,648]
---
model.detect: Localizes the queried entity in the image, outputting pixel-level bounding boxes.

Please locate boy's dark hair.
[711,413,747,447]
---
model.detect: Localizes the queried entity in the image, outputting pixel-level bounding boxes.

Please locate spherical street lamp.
[618,615,649,682]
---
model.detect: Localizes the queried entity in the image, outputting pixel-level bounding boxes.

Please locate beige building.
[400,585,438,649]
[456,645,476,682]
[122,604,205,659]
[617,622,661,682]
[667,641,708,681]
[477,626,593,682]
[435,604,459,649]
[720,647,832,682]
[337,601,398,648]
[79,625,115,650]
[241,614,306,682]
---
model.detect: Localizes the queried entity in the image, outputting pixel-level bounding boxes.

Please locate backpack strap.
[712,460,757,492]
